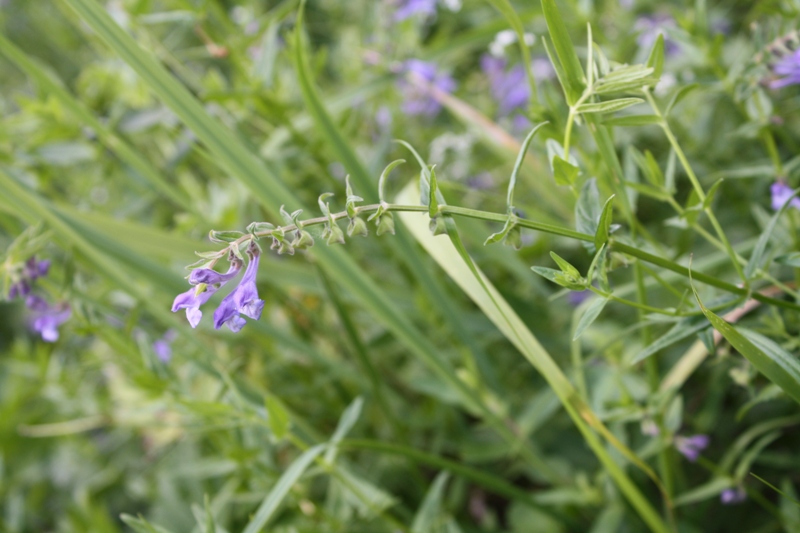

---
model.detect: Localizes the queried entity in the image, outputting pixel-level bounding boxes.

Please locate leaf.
[693,296,800,405]
[325,397,364,463]
[265,396,290,440]
[703,179,724,209]
[734,431,781,481]
[601,115,661,127]
[576,178,601,243]
[411,472,451,533]
[506,122,548,208]
[666,83,699,115]
[120,515,176,533]
[552,156,580,186]
[550,251,581,279]
[674,477,733,506]
[541,0,585,105]
[595,195,615,249]
[631,316,710,365]
[242,444,327,533]
[775,252,800,267]
[646,34,665,80]
[745,187,800,279]
[574,297,609,340]
[576,98,644,115]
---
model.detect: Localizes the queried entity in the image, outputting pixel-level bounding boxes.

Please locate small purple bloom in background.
[770,182,800,210]
[635,14,679,56]
[392,0,437,21]
[770,49,800,89]
[172,259,242,328]
[26,295,71,342]
[567,290,592,307]
[152,330,177,362]
[675,434,709,462]
[398,60,456,117]
[532,57,556,82]
[213,245,265,332]
[720,487,747,505]
[481,55,529,117]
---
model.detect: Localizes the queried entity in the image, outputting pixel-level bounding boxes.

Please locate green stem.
[643,90,747,286]
[216,203,800,313]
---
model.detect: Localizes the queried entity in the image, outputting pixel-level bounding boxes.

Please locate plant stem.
[216,202,800,313]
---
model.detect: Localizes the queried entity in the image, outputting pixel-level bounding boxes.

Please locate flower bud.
[292,230,315,250]
[347,216,369,237]
[429,215,447,236]
[375,212,395,236]
[326,223,346,245]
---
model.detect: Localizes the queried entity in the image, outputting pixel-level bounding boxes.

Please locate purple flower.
[7,256,51,300]
[393,0,436,21]
[398,60,456,117]
[172,259,242,328]
[770,49,800,89]
[770,182,800,211]
[567,290,592,307]
[635,14,680,56]
[675,434,709,462]
[481,55,530,117]
[26,295,71,342]
[152,329,177,362]
[213,246,264,332]
[8,280,30,299]
[720,487,746,505]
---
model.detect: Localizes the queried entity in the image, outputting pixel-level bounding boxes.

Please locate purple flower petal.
[770,182,800,211]
[398,60,455,117]
[720,487,746,505]
[213,247,264,331]
[394,0,437,21]
[27,298,71,342]
[675,434,709,462]
[172,262,242,328]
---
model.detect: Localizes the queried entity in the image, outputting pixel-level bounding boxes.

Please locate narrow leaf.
[601,115,661,127]
[574,297,609,340]
[745,187,800,279]
[576,98,644,114]
[541,0,585,104]
[646,34,665,80]
[242,444,327,533]
[595,195,615,249]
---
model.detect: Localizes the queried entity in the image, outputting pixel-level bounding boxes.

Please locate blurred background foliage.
[2,0,800,532]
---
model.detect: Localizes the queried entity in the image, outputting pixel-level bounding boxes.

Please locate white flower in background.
[489,30,535,57]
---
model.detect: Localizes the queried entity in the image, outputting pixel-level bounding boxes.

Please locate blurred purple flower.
[532,57,556,82]
[635,14,679,56]
[7,256,51,300]
[770,182,800,211]
[152,330,177,363]
[568,290,592,306]
[393,0,437,21]
[172,259,242,328]
[398,60,455,117]
[213,245,265,332]
[720,487,747,505]
[481,55,529,117]
[770,49,800,89]
[675,434,709,462]
[26,295,71,342]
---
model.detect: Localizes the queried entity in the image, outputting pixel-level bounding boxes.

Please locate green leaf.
[745,187,800,279]
[120,515,176,533]
[411,472,451,533]
[574,297,609,340]
[506,122,548,208]
[646,34,665,80]
[265,396,291,440]
[242,444,327,533]
[775,252,800,267]
[541,0,585,105]
[666,83,699,115]
[576,178,601,241]
[325,397,364,464]
[693,295,800,405]
[378,159,406,204]
[550,251,581,279]
[631,317,710,365]
[601,115,661,127]
[576,98,644,114]
[532,266,586,291]
[734,431,781,481]
[428,166,440,217]
[703,178,724,209]
[595,195,615,249]
[553,156,580,186]
[674,477,733,506]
